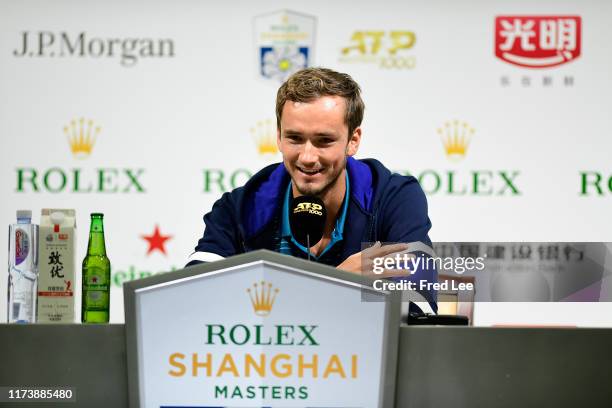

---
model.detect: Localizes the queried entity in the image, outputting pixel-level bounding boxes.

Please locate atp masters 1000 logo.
[339,30,416,69]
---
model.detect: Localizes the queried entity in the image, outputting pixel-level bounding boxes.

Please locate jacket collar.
[242,157,374,239]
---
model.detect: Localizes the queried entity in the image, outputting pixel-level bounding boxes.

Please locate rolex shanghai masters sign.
[124,250,400,408]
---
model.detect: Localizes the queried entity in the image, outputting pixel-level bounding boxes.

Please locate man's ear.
[277,127,281,151]
[346,126,361,157]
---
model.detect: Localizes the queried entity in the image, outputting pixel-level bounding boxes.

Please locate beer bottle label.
[83,266,109,308]
[86,290,109,306]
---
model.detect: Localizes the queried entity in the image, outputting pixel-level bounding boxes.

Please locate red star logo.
[141,225,172,256]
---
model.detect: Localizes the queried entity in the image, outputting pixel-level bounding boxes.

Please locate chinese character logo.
[495,16,581,68]
[254,10,316,82]
[48,251,64,278]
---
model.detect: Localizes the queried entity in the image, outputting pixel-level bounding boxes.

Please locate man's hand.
[336,241,413,278]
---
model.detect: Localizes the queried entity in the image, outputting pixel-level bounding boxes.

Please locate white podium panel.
[124,250,400,408]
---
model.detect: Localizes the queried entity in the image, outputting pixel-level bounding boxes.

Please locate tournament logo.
[495,16,581,68]
[339,30,416,69]
[253,10,316,82]
[166,281,360,403]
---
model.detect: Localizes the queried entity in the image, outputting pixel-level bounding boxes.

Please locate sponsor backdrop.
[1,0,610,325]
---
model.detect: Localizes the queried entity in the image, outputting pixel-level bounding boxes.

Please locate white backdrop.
[1,0,610,325]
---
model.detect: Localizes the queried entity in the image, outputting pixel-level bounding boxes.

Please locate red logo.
[141,225,172,256]
[495,16,581,68]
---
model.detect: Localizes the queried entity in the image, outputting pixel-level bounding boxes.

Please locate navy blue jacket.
[188,157,437,311]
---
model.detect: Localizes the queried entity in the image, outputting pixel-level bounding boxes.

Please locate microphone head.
[289,195,327,248]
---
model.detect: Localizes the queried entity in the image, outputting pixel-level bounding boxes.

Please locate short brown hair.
[276,67,365,137]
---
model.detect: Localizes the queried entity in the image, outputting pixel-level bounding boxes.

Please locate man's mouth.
[297,167,323,176]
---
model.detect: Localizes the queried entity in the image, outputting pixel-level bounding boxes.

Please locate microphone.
[289,195,327,260]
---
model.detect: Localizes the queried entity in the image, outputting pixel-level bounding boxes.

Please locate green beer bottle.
[81,213,110,323]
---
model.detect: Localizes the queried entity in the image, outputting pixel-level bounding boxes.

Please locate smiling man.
[187,67,436,312]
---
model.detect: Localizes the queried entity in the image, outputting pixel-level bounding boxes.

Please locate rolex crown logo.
[251,119,279,155]
[64,118,101,159]
[247,281,279,316]
[437,120,474,161]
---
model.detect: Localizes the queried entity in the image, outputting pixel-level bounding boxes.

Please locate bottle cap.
[91,212,104,218]
[16,210,32,219]
[50,211,65,225]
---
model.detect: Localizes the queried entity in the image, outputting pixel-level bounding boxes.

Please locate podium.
[1,250,611,407]
[124,250,401,407]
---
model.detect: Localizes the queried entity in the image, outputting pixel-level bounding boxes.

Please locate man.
[188,67,436,312]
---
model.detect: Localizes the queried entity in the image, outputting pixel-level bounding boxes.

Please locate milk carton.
[37,209,76,323]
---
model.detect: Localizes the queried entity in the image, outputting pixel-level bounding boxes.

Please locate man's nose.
[299,141,318,166]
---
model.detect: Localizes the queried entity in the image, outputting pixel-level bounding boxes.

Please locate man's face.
[277,95,361,197]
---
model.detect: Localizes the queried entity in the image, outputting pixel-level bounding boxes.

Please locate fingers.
[363,243,413,268]
[359,242,417,278]
[364,242,410,258]
[353,243,420,279]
